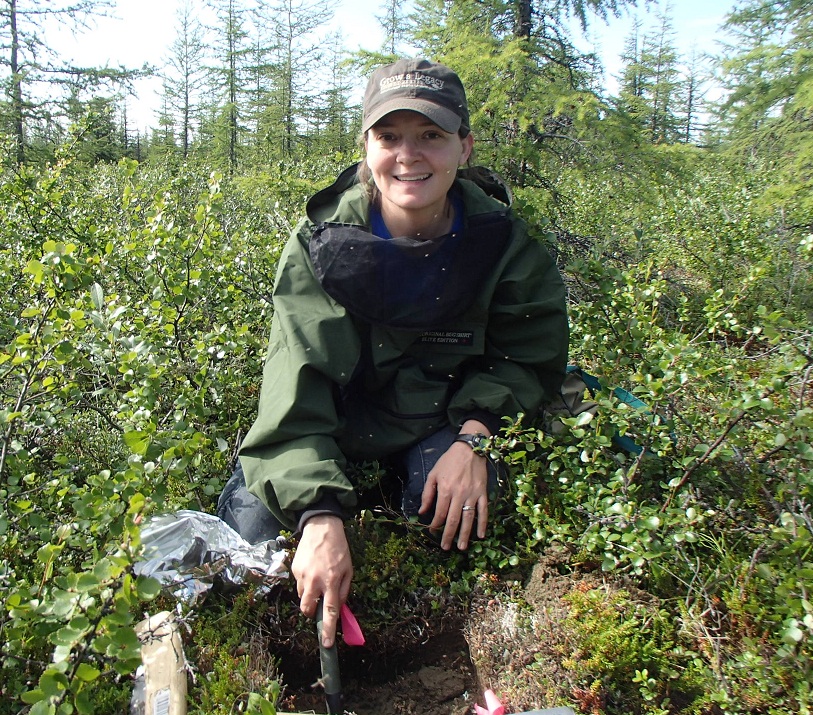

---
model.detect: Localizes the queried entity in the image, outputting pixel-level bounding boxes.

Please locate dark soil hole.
[275,628,478,715]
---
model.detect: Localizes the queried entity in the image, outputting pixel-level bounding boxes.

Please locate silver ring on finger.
[462,505,475,512]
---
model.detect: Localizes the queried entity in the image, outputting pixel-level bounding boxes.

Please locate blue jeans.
[216,460,283,544]
[217,426,504,544]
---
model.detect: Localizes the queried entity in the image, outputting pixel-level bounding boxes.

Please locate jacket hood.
[305,163,517,331]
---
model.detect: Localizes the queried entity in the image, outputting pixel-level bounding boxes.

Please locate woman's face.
[365,110,473,234]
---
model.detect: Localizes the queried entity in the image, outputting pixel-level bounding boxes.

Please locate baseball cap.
[362,58,470,136]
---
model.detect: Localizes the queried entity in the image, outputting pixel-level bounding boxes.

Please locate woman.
[218,58,569,648]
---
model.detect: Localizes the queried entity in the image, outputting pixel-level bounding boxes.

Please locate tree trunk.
[515,0,532,40]
[9,0,25,164]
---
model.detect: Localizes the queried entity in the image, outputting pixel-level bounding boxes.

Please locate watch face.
[459,433,486,448]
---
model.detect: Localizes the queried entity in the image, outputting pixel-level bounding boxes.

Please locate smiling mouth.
[395,174,431,182]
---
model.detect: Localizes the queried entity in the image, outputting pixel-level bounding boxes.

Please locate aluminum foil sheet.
[135,510,289,602]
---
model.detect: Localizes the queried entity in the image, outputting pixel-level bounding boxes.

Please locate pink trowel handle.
[475,689,576,715]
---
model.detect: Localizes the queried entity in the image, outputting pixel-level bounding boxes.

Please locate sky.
[53,0,738,132]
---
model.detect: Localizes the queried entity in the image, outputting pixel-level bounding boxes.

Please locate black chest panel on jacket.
[309,212,513,331]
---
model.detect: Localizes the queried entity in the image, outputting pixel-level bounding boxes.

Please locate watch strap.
[455,432,488,450]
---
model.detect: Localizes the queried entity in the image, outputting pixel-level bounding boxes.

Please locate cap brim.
[362,99,462,134]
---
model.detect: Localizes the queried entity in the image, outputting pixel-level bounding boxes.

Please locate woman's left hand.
[418,422,490,551]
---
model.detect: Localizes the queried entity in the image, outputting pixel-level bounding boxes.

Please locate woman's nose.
[397,138,420,162]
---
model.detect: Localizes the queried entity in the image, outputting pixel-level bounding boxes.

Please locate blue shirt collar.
[370,191,464,239]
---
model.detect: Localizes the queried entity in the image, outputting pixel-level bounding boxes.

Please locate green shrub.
[2,137,811,713]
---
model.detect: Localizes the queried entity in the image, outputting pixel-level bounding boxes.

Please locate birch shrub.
[1,145,811,714]
[491,246,813,712]
[0,157,290,713]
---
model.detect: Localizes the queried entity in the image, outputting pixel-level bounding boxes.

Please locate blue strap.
[566,365,649,454]
[567,365,648,410]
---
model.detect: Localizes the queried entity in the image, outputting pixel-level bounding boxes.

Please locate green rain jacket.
[238,164,569,530]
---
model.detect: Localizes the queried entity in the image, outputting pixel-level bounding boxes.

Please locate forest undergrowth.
[0,147,811,714]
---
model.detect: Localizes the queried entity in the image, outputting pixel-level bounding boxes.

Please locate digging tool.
[316,599,343,714]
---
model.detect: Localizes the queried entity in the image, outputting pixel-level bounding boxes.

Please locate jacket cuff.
[296,492,345,534]
[460,410,503,436]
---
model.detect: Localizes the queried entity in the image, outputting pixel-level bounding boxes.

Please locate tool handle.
[316,600,343,714]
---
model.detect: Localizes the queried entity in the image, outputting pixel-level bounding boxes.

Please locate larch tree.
[0,0,144,164]
[243,23,276,165]
[409,0,646,185]
[259,0,332,160]
[718,0,813,218]
[641,9,681,143]
[305,39,358,158]
[377,0,411,55]
[163,0,209,158]
[675,48,709,144]
[206,0,252,172]
[616,8,682,144]
[616,19,647,128]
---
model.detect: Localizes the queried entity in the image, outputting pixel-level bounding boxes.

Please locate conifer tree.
[306,40,358,158]
[719,0,811,134]
[243,24,277,165]
[206,0,252,172]
[148,93,180,162]
[163,1,208,158]
[0,0,143,164]
[718,0,813,217]
[616,8,682,143]
[377,0,410,55]
[258,0,332,160]
[616,18,647,121]
[641,9,680,143]
[67,95,123,161]
[409,0,642,184]
[675,48,708,144]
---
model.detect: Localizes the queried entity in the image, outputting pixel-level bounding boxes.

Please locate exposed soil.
[268,545,628,715]
[234,545,628,714]
[275,629,480,715]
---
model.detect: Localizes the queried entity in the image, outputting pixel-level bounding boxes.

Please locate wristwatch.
[454,432,490,452]
[455,433,503,487]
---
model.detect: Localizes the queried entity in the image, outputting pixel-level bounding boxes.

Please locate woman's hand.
[418,421,491,551]
[291,514,353,648]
